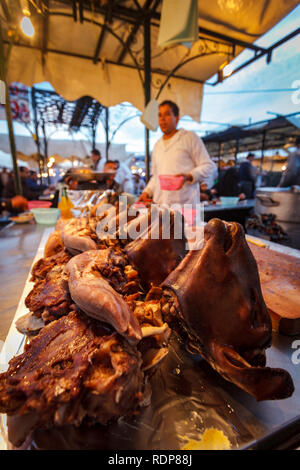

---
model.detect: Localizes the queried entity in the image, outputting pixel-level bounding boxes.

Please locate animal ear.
[211,343,294,401]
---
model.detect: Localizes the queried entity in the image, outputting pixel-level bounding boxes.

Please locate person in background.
[279,136,300,187]
[0,195,28,215]
[114,160,134,194]
[63,170,79,190]
[133,173,146,196]
[90,148,105,172]
[26,170,48,192]
[210,166,246,200]
[239,153,257,198]
[103,160,121,193]
[3,166,41,201]
[138,100,217,206]
[0,167,9,191]
[199,182,212,201]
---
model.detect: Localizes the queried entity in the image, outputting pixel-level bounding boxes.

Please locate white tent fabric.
[2,0,299,122]
[0,134,127,163]
[158,0,199,48]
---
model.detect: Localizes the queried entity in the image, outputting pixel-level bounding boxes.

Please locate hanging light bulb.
[20,0,35,37]
[21,16,34,37]
[223,63,234,77]
[218,60,234,81]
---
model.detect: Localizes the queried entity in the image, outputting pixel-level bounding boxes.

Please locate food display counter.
[0,220,300,450]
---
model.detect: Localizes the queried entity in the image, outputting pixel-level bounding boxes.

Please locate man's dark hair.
[91,148,101,157]
[159,100,179,117]
[19,166,27,173]
[247,152,255,159]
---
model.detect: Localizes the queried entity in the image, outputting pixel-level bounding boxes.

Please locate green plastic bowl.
[31,208,60,225]
[220,197,239,206]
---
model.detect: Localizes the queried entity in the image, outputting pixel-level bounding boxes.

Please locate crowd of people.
[200,153,258,202]
[0,166,56,215]
[0,155,147,217]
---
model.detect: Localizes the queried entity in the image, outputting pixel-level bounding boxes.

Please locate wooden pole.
[234,137,240,166]
[42,119,51,185]
[105,107,109,161]
[0,23,22,195]
[218,141,222,174]
[144,14,151,183]
[31,87,44,184]
[260,130,266,172]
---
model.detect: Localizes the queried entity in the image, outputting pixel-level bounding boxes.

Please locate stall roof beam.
[210,27,300,85]
[3,39,205,85]
[117,0,157,64]
[93,0,116,64]
[41,0,49,66]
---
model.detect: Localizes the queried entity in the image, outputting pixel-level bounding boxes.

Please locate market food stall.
[1,0,299,185]
[1,0,300,453]
[0,208,300,450]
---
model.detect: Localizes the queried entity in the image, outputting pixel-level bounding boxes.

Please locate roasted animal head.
[162,218,294,401]
[0,312,146,446]
[125,206,188,289]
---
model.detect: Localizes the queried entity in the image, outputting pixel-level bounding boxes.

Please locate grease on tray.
[182,428,231,450]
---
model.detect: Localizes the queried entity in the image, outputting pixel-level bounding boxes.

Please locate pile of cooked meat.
[0,202,295,445]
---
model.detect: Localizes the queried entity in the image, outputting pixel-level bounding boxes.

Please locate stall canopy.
[202,111,300,162]
[0,134,127,165]
[1,0,299,122]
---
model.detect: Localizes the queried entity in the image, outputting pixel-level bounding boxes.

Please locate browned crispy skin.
[162,218,294,401]
[125,207,188,289]
[31,250,72,281]
[44,230,64,258]
[25,264,72,322]
[0,312,145,433]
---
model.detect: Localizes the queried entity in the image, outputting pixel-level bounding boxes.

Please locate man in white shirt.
[138,101,216,207]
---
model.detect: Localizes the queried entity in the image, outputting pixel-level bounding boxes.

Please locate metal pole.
[260,130,266,172]
[234,136,240,166]
[0,23,22,195]
[31,87,44,184]
[144,14,151,183]
[105,107,109,161]
[218,141,222,174]
[42,119,50,185]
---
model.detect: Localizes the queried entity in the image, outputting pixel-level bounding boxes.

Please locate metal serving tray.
[0,230,299,450]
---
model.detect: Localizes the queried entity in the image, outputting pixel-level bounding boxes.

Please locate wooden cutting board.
[249,243,300,335]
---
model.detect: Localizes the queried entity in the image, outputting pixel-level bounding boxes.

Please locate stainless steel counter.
[0,223,47,343]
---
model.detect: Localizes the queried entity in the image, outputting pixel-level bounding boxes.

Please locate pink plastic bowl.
[28,200,52,210]
[159,175,184,191]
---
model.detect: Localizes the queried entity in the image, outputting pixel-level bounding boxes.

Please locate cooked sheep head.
[162,218,294,401]
[125,206,188,289]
